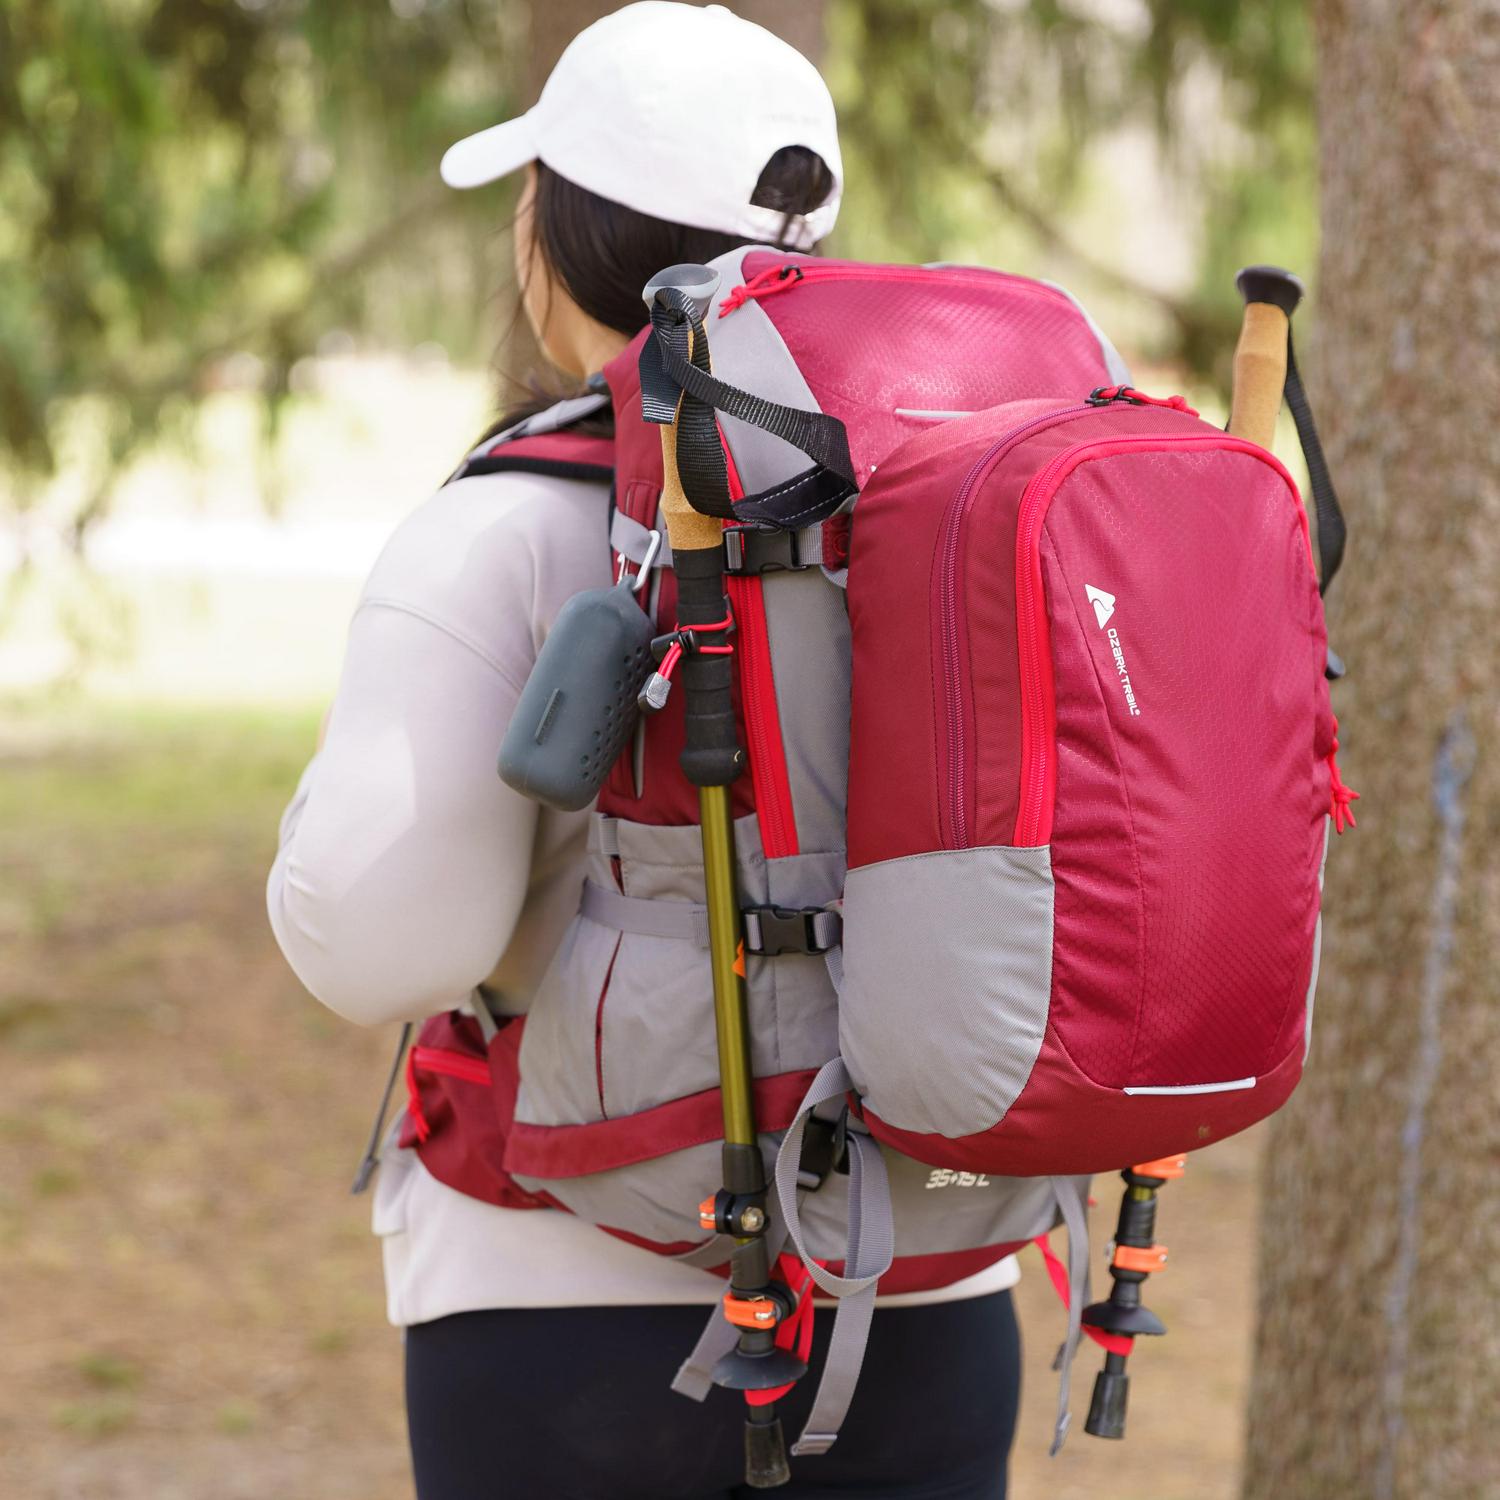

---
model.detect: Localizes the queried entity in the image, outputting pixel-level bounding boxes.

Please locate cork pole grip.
[657,422,724,553]
[1227,300,1290,450]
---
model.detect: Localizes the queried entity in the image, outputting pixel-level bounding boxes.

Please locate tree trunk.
[1242,5,1500,1498]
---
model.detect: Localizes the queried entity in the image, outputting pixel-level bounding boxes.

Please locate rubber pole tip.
[1084,1367,1130,1440]
[744,1414,792,1489]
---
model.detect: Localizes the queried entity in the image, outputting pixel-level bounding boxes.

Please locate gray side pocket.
[514,911,619,1128]
[839,845,1054,1138]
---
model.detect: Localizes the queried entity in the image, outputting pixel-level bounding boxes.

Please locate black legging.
[405,1291,1021,1500]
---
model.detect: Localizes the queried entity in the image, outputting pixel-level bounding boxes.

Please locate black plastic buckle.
[797,1108,850,1189]
[1087,385,1145,407]
[742,905,841,957]
[723,525,812,576]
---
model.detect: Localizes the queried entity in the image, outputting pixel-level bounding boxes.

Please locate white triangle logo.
[1085,584,1116,628]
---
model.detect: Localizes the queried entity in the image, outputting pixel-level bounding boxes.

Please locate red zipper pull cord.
[1327,719,1360,833]
[1087,385,1200,417]
[638,610,736,713]
[405,1047,431,1143]
[718,264,805,318]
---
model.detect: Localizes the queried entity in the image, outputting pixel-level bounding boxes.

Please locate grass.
[0,701,1263,1499]
[1,701,407,1499]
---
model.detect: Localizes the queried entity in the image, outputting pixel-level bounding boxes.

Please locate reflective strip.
[1123,1077,1257,1096]
[893,408,982,422]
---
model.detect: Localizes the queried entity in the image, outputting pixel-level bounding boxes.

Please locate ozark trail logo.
[1084,583,1142,716]
[1084,583,1116,628]
[925,1169,991,1190]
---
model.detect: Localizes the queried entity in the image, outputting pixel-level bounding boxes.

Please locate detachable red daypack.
[840,385,1352,1177]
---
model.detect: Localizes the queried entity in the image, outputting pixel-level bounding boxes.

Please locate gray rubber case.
[498,578,656,811]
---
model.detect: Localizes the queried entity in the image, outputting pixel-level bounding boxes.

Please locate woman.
[268,6,1021,1497]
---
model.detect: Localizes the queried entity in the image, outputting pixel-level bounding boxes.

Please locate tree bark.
[1242,5,1500,1498]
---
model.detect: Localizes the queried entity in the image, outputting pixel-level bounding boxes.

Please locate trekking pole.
[1228,265,1302,449]
[640,264,804,1490]
[1230,264,1349,606]
[1082,1154,1184,1439]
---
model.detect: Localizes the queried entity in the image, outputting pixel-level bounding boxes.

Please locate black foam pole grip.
[674,546,745,788]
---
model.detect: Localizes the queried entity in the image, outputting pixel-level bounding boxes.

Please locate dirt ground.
[1,704,1263,1499]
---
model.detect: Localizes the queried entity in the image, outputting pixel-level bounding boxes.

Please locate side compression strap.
[1046,1175,1092,1456]
[1283,331,1347,595]
[773,1057,895,1457]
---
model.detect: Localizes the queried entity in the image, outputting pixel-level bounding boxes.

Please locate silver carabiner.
[631,527,663,595]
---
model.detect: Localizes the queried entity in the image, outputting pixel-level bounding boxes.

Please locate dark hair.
[488,145,835,438]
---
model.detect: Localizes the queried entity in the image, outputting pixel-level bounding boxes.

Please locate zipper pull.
[638,610,737,713]
[638,636,685,714]
[1087,386,1200,417]
[1327,721,1360,833]
[718,264,805,318]
[405,1045,432,1144]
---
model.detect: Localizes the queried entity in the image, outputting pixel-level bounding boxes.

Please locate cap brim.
[440,113,539,190]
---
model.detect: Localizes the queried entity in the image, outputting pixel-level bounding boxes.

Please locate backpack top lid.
[605,246,1128,519]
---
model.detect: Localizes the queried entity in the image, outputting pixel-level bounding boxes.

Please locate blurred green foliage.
[0,0,1318,528]
[1,0,516,518]
[831,0,1316,374]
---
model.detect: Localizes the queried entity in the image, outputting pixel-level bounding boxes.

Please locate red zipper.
[410,1045,491,1086]
[719,260,1078,319]
[720,435,799,858]
[1009,432,1308,848]
[937,403,1098,847]
[405,1044,492,1143]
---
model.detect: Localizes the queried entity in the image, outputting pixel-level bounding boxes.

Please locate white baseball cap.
[439,2,842,251]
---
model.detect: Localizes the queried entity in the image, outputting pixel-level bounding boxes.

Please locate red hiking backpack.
[367,249,1351,1458]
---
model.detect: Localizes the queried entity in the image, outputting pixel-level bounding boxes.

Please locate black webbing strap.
[640,288,734,518]
[734,464,855,531]
[1283,330,1347,596]
[640,287,858,531]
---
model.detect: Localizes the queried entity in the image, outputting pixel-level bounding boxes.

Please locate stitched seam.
[356,597,530,695]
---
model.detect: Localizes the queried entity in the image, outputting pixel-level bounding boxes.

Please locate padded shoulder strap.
[447,391,614,485]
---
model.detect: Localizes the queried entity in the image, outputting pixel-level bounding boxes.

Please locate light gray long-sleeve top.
[267,466,1015,1323]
